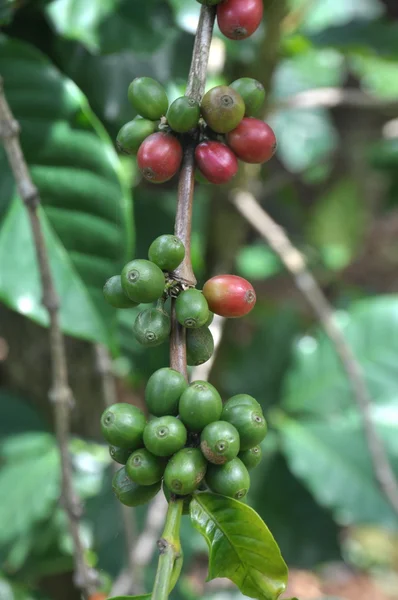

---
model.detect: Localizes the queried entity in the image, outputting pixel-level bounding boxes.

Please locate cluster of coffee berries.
[102,377,267,507]
[116,75,276,186]
[197,0,263,41]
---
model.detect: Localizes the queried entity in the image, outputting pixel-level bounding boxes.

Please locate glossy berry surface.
[121,259,165,304]
[227,118,277,164]
[195,141,238,185]
[201,86,245,133]
[109,445,133,465]
[200,421,240,464]
[230,78,265,117]
[116,117,157,155]
[186,326,214,366]
[221,402,267,450]
[203,275,256,318]
[128,77,168,120]
[112,466,161,507]
[148,235,185,272]
[217,0,263,40]
[126,448,166,485]
[179,381,223,432]
[137,132,182,183]
[133,308,171,347]
[143,416,187,457]
[167,96,200,133]
[164,448,207,495]
[223,393,261,411]
[145,368,188,417]
[175,289,209,328]
[101,403,146,449]
[239,445,262,470]
[103,275,138,309]
[206,457,250,500]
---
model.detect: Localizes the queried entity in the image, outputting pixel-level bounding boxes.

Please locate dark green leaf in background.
[190,492,288,600]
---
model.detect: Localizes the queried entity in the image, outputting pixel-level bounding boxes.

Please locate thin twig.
[231,189,398,517]
[0,76,98,597]
[95,345,137,595]
[271,87,398,114]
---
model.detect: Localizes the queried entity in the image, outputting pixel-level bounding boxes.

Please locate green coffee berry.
[116,117,158,155]
[121,259,165,304]
[143,416,187,457]
[201,86,245,134]
[239,445,262,470]
[103,276,139,309]
[128,77,169,120]
[109,445,133,465]
[112,466,161,507]
[186,326,215,366]
[221,402,267,450]
[230,78,266,117]
[133,308,171,347]
[200,421,240,464]
[175,289,209,329]
[145,368,188,417]
[101,403,146,449]
[179,381,222,432]
[148,235,185,272]
[126,448,166,485]
[206,457,250,500]
[164,448,207,495]
[167,96,200,133]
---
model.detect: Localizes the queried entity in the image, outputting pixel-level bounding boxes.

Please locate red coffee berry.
[202,275,256,318]
[137,132,182,183]
[217,0,263,41]
[195,141,238,185]
[226,118,277,164]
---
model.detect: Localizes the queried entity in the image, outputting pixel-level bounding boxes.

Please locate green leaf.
[0,432,60,545]
[190,492,288,600]
[310,21,398,58]
[0,35,133,343]
[0,391,46,436]
[294,0,383,34]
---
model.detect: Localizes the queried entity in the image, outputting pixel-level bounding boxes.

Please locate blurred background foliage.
[1,0,398,599]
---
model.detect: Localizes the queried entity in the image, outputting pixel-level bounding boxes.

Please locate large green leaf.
[310,21,398,58]
[0,432,60,545]
[190,492,288,600]
[0,35,133,343]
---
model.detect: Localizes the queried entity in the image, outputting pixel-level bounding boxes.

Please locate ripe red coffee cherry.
[217,0,263,40]
[195,141,238,185]
[137,132,182,183]
[202,275,256,318]
[226,118,277,164]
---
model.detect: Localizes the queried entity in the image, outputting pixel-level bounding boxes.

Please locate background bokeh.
[1,0,398,599]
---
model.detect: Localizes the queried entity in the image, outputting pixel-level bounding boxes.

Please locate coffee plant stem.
[0,77,98,597]
[152,498,184,600]
[231,188,398,517]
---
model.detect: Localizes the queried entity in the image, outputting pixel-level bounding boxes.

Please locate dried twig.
[0,76,98,597]
[231,188,398,517]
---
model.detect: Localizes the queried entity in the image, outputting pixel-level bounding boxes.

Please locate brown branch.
[231,188,398,517]
[0,76,98,597]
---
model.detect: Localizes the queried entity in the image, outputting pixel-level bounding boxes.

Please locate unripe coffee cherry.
[230,78,265,117]
[239,445,262,470]
[145,368,188,417]
[202,275,256,318]
[186,326,214,366]
[221,401,267,450]
[167,96,200,133]
[195,141,238,185]
[217,0,263,40]
[133,308,171,347]
[143,416,187,457]
[109,445,133,465]
[137,132,182,183]
[148,235,185,272]
[201,86,245,133]
[103,275,139,309]
[112,466,161,507]
[175,289,209,328]
[116,117,157,155]
[164,448,207,495]
[128,77,168,120]
[206,458,250,500]
[200,421,240,464]
[101,403,146,449]
[179,381,222,432]
[121,259,165,304]
[226,118,277,164]
[126,448,166,485]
